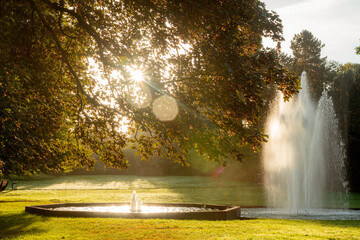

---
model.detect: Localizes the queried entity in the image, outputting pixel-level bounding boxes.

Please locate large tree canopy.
[0,0,298,176]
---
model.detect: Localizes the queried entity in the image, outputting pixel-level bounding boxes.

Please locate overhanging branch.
[40,0,131,64]
[26,0,134,118]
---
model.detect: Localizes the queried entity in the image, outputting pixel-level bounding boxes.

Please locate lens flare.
[152,95,179,121]
[130,69,144,83]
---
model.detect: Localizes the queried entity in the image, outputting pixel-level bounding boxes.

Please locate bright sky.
[262,0,360,64]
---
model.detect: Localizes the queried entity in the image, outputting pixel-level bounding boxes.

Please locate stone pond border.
[25,202,241,220]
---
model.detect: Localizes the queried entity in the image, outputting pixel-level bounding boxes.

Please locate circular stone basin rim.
[25,202,241,220]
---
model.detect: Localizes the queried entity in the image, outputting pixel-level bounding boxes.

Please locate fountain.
[130,190,142,211]
[240,71,360,220]
[25,191,241,220]
[241,72,360,220]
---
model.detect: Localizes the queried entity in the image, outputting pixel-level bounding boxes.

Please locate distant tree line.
[69,146,261,182]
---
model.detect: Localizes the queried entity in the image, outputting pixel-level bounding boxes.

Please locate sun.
[130,69,144,83]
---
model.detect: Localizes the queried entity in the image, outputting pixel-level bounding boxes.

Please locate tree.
[346,66,360,192]
[325,61,360,192]
[348,41,360,192]
[0,2,92,175]
[0,0,299,176]
[290,30,327,100]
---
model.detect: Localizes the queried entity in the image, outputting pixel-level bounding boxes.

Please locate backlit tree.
[290,29,327,100]
[0,0,299,176]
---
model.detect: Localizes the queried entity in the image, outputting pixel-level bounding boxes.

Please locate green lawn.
[1,175,360,239]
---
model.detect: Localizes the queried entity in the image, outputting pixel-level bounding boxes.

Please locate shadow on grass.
[0,212,49,238]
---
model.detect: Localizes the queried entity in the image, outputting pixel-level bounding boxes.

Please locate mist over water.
[263,72,348,212]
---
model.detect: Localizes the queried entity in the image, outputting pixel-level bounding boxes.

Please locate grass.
[1,175,360,239]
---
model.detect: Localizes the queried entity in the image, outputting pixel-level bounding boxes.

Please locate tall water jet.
[263,72,348,213]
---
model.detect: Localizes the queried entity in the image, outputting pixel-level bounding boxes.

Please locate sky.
[261,0,360,64]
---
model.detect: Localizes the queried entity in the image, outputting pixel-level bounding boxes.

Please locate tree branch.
[27,0,134,118]
[40,0,131,63]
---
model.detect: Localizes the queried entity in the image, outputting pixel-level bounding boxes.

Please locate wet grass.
[1,175,360,239]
